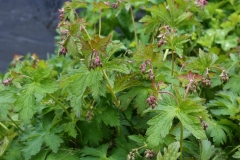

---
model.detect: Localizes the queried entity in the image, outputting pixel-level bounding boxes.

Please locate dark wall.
[0,0,66,73]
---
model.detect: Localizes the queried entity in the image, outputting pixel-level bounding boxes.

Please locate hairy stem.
[0,122,9,132]
[83,27,92,40]
[48,94,72,121]
[171,50,174,76]
[180,122,184,160]
[227,145,240,156]
[130,6,138,50]
[184,80,193,99]
[159,91,179,105]
[102,70,120,107]
[7,115,24,133]
[99,9,102,36]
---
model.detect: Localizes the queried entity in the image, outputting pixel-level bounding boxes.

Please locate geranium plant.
[0,0,240,159]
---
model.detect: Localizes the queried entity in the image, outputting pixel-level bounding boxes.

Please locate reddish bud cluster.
[220,70,229,82]
[146,95,157,109]
[140,63,146,74]
[144,149,154,160]
[189,81,198,93]
[199,117,208,130]
[2,78,13,86]
[202,77,211,87]
[127,151,136,160]
[103,1,119,9]
[59,47,67,57]
[112,2,119,9]
[196,0,208,7]
[89,49,103,70]
[86,110,94,121]
[58,8,64,21]
[149,69,155,80]
[157,25,171,47]
[140,61,155,80]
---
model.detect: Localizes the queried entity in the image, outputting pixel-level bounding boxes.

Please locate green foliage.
[1,0,240,159]
[156,141,181,160]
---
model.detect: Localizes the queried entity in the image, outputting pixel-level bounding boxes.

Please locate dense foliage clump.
[0,0,240,159]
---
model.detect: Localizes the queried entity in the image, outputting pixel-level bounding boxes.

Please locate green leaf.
[103,59,130,74]
[69,23,80,36]
[218,35,238,51]
[14,87,35,122]
[80,120,103,146]
[96,107,120,127]
[80,143,109,158]
[113,74,142,93]
[146,0,195,28]
[223,75,240,94]
[197,34,214,48]
[128,135,145,146]
[186,49,219,73]
[200,140,216,160]
[164,34,190,58]
[208,91,240,117]
[118,86,150,113]
[214,27,234,43]
[146,87,208,147]
[60,66,105,117]
[93,2,111,11]
[0,131,18,156]
[0,103,11,121]
[233,149,240,159]
[14,61,58,122]
[3,140,23,160]
[156,141,181,160]
[146,109,175,147]
[109,137,136,160]
[139,15,160,34]
[177,112,207,140]
[66,36,79,57]
[133,42,162,65]
[64,122,77,138]
[44,133,63,153]
[46,148,80,160]
[22,135,44,160]
[206,120,231,146]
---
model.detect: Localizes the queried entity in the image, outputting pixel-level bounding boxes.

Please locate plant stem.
[130,6,138,50]
[184,80,193,99]
[180,122,184,160]
[132,143,147,151]
[159,91,179,105]
[99,9,102,36]
[0,122,9,132]
[102,70,120,107]
[83,27,92,40]
[7,115,24,133]
[227,145,240,156]
[48,94,83,143]
[171,50,174,76]
[48,94,72,121]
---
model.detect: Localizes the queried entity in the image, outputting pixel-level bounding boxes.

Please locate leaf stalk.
[7,115,24,133]
[130,5,138,50]
[102,70,120,107]
[0,122,9,132]
[180,122,184,160]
